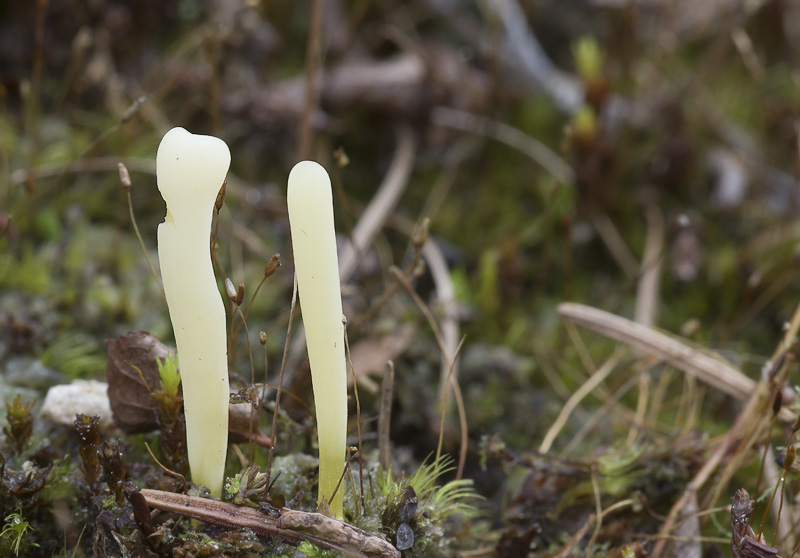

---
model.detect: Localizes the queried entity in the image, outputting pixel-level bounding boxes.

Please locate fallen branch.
[140,489,400,558]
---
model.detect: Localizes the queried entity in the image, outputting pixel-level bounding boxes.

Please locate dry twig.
[141,489,400,558]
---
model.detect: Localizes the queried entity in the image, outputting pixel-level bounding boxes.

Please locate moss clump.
[344,455,481,557]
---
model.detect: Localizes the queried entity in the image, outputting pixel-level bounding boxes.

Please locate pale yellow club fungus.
[156,127,230,498]
[287,161,348,518]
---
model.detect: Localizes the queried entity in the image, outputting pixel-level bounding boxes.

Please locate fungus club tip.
[288,160,331,197]
[156,127,231,221]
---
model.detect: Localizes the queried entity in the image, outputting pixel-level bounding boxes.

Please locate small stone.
[39,380,114,430]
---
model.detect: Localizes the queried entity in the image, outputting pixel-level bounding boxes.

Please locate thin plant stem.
[390,264,469,479]
[143,442,187,494]
[378,361,395,471]
[297,0,323,160]
[126,190,165,300]
[434,336,466,481]
[343,319,365,512]
[265,275,298,496]
[228,301,255,462]
[585,466,603,558]
[773,471,788,548]
[27,0,49,194]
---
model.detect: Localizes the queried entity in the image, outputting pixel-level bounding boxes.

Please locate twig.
[585,466,603,558]
[475,0,582,113]
[554,513,595,558]
[11,157,156,185]
[562,368,642,456]
[143,442,187,494]
[140,489,400,558]
[343,317,365,511]
[434,336,467,481]
[630,206,664,446]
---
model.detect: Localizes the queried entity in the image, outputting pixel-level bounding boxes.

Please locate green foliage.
[477,248,500,316]
[0,511,38,556]
[40,333,105,379]
[405,455,480,521]
[297,541,337,558]
[224,465,268,506]
[37,455,73,501]
[3,394,35,455]
[0,242,53,294]
[573,36,603,82]
[347,455,480,557]
[572,105,598,140]
[157,353,181,398]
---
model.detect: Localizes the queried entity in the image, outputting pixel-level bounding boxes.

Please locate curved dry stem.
[538,348,625,454]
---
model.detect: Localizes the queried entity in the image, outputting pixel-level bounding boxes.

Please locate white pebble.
[39,380,113,430]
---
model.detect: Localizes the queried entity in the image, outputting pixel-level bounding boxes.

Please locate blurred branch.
[431,106,574,185]
[427,0,582,112]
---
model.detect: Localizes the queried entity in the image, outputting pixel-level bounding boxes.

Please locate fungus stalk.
[287,161,348,518]
[156,127,231,498]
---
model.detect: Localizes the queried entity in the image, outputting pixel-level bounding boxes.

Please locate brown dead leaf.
[105,331,175,434]
[346,324,415,387]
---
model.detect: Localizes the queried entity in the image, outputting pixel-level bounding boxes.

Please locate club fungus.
[156,127,230,498]
[287,161,348,518]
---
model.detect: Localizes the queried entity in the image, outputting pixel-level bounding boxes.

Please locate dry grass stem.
[557,303,795,421]
[650,377,769,556]
[634,205,664,328]
[589,213,639,280]
[378,361,394,471]
[539,348,625,454]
